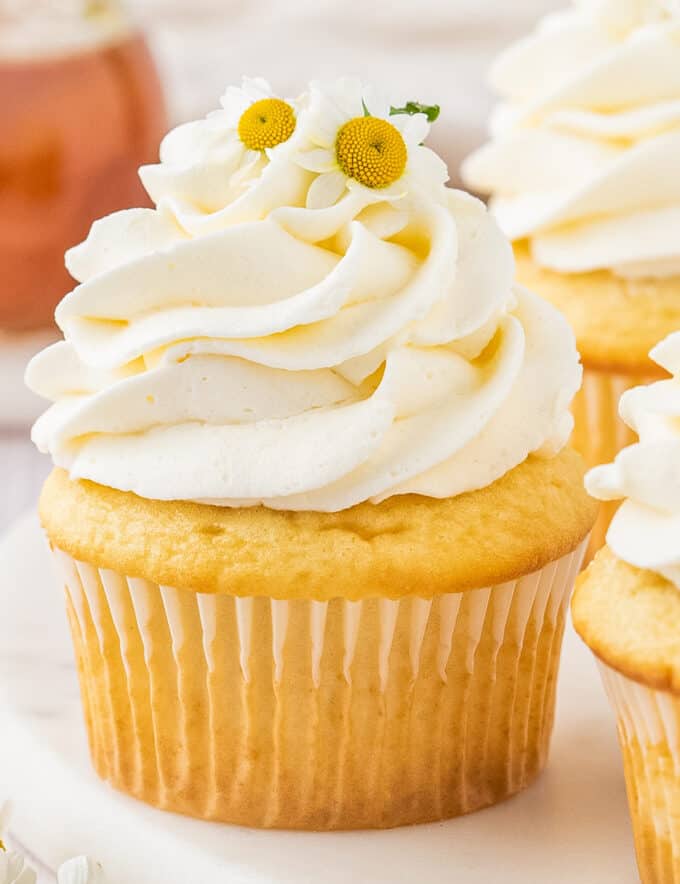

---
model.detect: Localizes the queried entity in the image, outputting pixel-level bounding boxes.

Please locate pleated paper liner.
[571,367,658,564]
[52,539,586,830]
[600,664,680,884]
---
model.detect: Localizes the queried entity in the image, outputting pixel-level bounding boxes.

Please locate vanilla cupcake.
[463,0,680,558]
[27,77,596,830]
[573,332,680,882]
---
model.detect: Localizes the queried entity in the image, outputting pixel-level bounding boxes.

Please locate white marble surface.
[0,513,639,883]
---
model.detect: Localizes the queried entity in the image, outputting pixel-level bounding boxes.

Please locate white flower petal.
[243,149,263,168]
[306,170,348,209]
[409,146,450,190]
[347,178,408,203]
[362,84,391,120]
[273,190,372,242]
[295,148,337,174]
[57,857,105,884]
[264,141,293,161]
[326,76,365,118]
[400,114,431,147]
[307,94,349,143]
[220,77,275,128]
[0,852,37,884]
[387,112,406,132]
[241,76,274,101]
[307,124,338,150]
[219,90,251,127]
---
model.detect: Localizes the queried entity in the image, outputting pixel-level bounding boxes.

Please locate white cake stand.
[0,513,638,883]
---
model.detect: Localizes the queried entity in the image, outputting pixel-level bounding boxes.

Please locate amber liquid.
[0,32,167,331]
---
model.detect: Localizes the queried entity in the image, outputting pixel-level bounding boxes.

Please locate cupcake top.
[462,0,680,279]
[27,76,581,513]
[587,332,680,587]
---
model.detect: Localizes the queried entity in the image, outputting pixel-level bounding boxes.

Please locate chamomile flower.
[140,76,305,221]
[219,76,300,166]
[294,77,448,210]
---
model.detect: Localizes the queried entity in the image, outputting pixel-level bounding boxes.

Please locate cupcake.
[573,332,680,883]
[27,76,596,830]
[462,0,680,558]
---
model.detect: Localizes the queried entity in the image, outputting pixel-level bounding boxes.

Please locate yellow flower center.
[335,116,407,189]
[237,98,296,151]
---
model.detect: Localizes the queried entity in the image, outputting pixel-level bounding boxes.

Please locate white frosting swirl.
[587,333,680,588]
[462,0,680,278]
[27,79,581,512]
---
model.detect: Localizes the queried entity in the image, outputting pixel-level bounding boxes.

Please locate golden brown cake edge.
[514,243,680,375]
[573,547,680,695]
[40,448,596,601]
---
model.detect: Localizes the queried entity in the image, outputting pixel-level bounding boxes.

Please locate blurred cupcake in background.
[573,332,680,884]
[0,0,167,332]
[463,0,680,558]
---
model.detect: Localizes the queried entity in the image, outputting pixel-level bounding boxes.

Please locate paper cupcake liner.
[51,540,586,830]
[571,366,658,562]
[599,664,680,883]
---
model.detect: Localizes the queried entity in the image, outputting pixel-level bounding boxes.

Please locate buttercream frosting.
[586,332,680,588]
[462,0,680,279]
[27,77,581,511]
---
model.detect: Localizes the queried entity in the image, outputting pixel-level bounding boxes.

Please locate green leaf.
[361,98,372,117]
[390,101,440,123]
